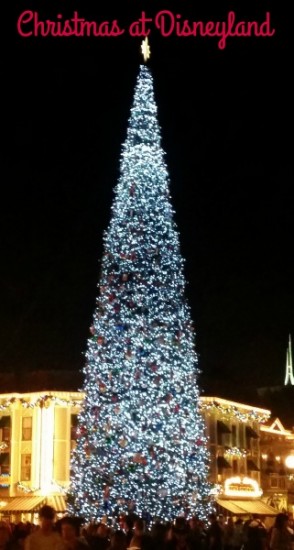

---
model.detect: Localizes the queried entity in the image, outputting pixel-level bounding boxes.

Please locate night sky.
[4,0,293,398]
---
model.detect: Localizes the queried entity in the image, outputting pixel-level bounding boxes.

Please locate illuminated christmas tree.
[69,53,211,522]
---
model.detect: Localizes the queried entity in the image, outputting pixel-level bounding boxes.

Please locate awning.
[217,499,247,514]
[247,459,260,471]
[217,456,231,469]
[47,495,67,512]
[217,499,277,516]
[0,416,11,428]
[246,426,259,439]
[0,496,45,512]
[217,421,231,434]
[236,500,277,515]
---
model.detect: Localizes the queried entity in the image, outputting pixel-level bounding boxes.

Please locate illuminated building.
[0,391,81,521]
[199,397,279,517]
[1,391,291,520]
[259,417,294,515]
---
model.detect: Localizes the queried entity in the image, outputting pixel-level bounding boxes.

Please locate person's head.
[189,516,200,530]
[97,522,109,538]
[120,515,134,534]
[150,522,167,541]
[172,518,189,544]
[14,530,28,548]
[208,513,217,524]
[128,535,142,549]
[218,514,225,525]
[39,505,55,531]
[274,514,289,530]
[133,518,145,537]
[110,530,127,549]
[61,518,79,541]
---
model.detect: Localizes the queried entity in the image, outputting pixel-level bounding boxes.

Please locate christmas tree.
[69,56,212,522]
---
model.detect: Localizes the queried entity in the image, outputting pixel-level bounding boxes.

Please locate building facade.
[1,391,293,520]
[199,397,282,517]
[259,418,294,515]
[0,391,80,520]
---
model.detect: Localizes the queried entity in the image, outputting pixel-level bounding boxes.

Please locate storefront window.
[0,417,11,442]
[20,454,31,481]
[22,417,32,441]
[270,475,278,488]
[2,428,10,442]
[0,452,10,475]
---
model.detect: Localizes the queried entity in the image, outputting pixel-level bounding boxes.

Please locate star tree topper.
[141,36,151,62]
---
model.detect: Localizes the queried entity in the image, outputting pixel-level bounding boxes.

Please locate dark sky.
[4,0,293,396]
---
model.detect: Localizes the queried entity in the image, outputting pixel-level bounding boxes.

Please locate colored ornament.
[133,453,142,463]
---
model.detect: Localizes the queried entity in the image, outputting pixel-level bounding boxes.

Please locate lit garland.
[0,395,81,411]
[209,483,222,496]
[0,442,8,451]
[199,400,270,423]
[17,482,37,493]
[50,480,67,494]
[68,65,213,523]
[224,447,247,458]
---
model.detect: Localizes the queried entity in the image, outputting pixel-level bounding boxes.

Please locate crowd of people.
[0,505,294,550]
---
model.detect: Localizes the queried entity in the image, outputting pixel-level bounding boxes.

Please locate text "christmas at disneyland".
[16,10,275,49]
